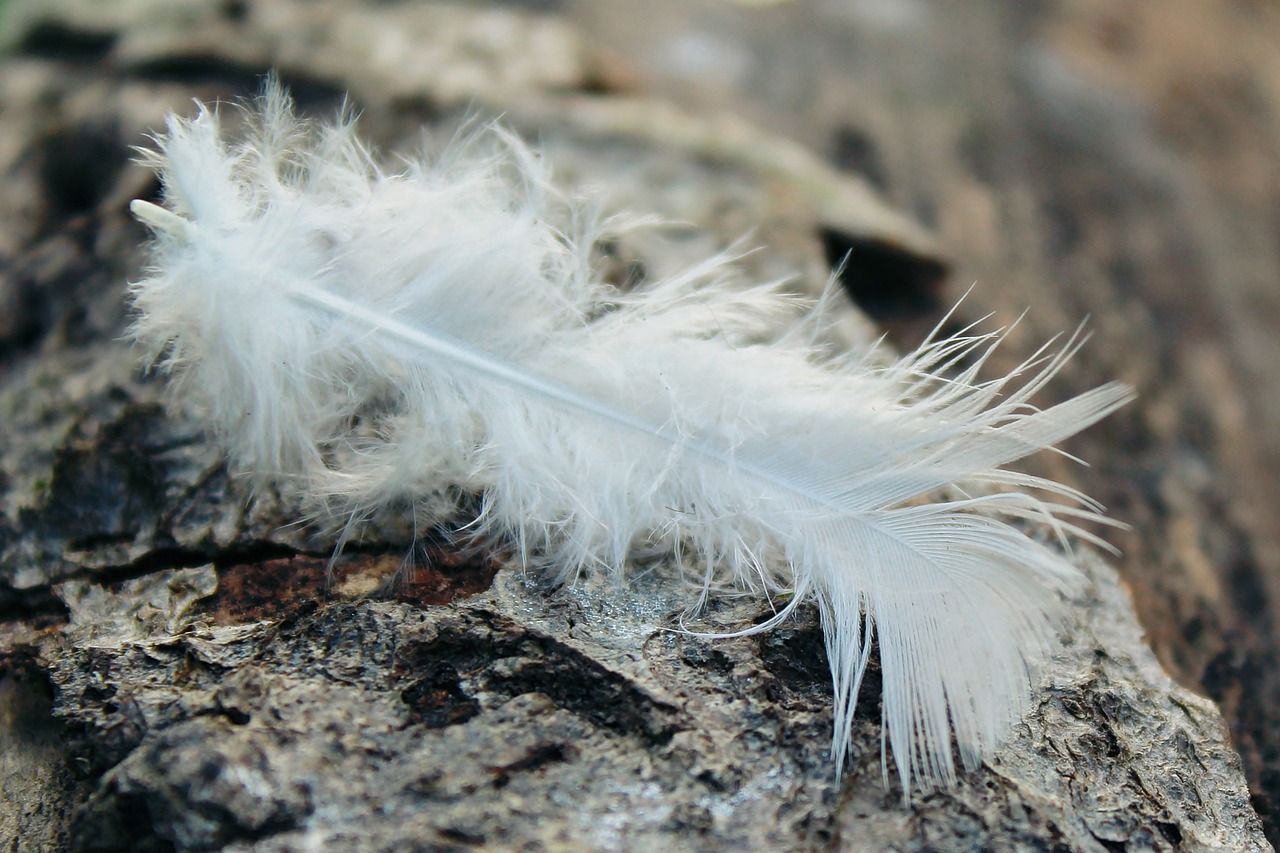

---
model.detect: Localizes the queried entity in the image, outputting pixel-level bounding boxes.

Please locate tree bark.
[0,1,1274,851]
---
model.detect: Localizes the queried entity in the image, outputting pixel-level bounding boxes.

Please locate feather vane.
[129,85,1133,794]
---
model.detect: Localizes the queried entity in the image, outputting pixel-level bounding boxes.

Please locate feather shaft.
[132,197,852,515]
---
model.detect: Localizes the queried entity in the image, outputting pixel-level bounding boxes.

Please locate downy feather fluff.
[128,84,1133,794]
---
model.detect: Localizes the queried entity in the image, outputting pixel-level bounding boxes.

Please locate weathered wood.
[0,1,1275,850]
[572,0,1280,840]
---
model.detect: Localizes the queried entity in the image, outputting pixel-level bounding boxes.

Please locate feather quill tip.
[127,83,1133,798]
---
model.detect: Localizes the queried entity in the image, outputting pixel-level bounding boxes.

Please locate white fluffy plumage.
[129,83,1132,794]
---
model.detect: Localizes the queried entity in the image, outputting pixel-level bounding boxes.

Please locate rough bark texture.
[567,3,1280,838]
[0,1,1275,851]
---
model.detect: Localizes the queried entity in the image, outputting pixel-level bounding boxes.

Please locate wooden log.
[0,1,1273,850]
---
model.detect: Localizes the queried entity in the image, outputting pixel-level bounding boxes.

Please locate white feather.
[128,84,1133,795]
